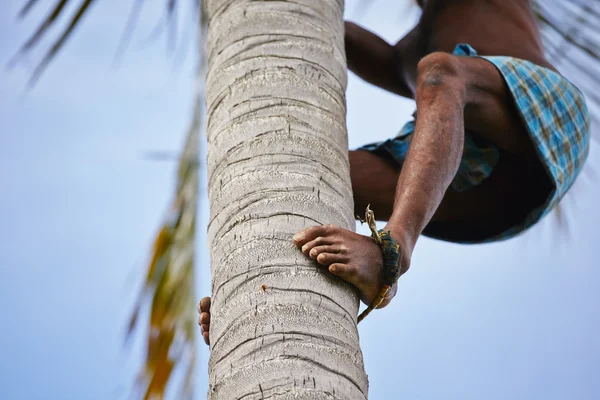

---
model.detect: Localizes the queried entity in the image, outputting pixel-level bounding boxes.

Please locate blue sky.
[0,1,599,399]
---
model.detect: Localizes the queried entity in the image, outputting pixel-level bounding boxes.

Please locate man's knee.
[416,52,465,99]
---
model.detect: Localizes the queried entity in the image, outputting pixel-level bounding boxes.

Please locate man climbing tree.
[200,0,590,334]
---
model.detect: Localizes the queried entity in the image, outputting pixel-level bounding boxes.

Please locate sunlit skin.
[199,0,556,344]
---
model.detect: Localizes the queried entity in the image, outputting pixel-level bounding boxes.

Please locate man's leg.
[200,54,553,336]
[349,149,509,224]
[351,148,549,241]
[295,52,550,301]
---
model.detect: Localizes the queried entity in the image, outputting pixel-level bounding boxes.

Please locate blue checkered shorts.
[360,44,590,243]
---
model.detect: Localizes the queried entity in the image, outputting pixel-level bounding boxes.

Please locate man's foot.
[197,297,211,345]
[293,224,402,308]
[197,224,407,345]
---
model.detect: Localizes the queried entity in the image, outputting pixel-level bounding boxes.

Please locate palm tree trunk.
[205,0,369,398]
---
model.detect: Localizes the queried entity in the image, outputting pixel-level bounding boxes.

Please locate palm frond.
[127,66,201,400]
[166,0,177,53]
[18,0,43,18]
[10,0,98,86]
[11,0,200,85]
[534,0,600,129]
[13,0,205,397]
[125,3,207,397]
[113,0,146,64]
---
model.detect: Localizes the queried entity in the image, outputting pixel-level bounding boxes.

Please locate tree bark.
[205,0,368,398]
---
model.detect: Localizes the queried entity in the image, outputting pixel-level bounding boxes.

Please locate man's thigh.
[349,148,552,242]
[349,149,524,223]
[458,56,538,160]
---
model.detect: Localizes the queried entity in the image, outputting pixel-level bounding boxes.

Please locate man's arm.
[345,22,412,98]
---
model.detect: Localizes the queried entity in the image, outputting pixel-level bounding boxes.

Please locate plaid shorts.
[360,44,590,243]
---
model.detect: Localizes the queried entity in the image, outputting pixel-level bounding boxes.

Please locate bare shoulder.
[416,0,553,69]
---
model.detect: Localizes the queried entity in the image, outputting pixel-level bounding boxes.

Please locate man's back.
[398,0,553,94]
